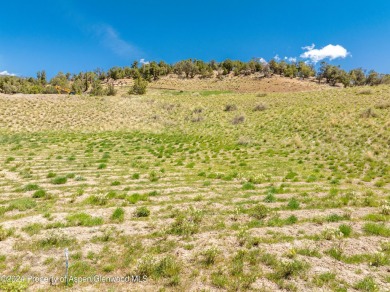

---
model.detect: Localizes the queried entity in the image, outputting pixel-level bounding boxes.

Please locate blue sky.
[1,0,389,78]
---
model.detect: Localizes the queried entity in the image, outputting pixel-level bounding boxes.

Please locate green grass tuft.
[66,213,103,226]
[134,206,150,217]
[51,176,67,184]
[111,207,125,222]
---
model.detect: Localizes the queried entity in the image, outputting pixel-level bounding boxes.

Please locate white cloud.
[253,57,267,64]
[140,58,150,65]
[300,44,349,63]
[258,58,267,64]
[273,54,280,61]
[284,57,297,63]
[92,24,140,58]
[0,70,16,76]
[256,57,268,65]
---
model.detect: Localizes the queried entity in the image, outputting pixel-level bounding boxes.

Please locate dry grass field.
[149,74,327,93]
[110,74,328,94]
[0,81,389,291]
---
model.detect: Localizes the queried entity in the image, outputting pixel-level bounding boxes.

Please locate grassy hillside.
[0,85,389,291]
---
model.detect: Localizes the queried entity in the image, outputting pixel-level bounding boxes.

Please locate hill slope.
[110,74,329,94]
[0,85,389,291]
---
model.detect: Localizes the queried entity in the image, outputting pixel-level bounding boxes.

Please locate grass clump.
[296,247,322,258]
[66,212,103,226]
[126,193,148,204]
[149,171,160,182]
[339,224,352,237]
[312,272,336,287]
[51,176,67,184]
[211,270,228,288]
[375,102,390,109]
[264,186,277,202]
[132,173,140,179]
[5,157,15,163]
[38,233,76,250]
[66,173,75,179]
[167,209,203,236]
[111,207,125,222]
[75,175,85,181]
[148,190,159,196]
[248,204,268,220]
[22,223,44,236]
[369,253,389,267]
[134,206,150,217]
[269,259,309,280]
[358,89,372,95]
[264,193,276,202]
[253,103,267,111]
[8,198,36,211]
[68,261,95,281]
[97,163,107,169]
[327,213,348,222]
[326,246,343,261]
[360,108,377,118]
[287,198,300,210]
[0,280,28,291]
[354,276,378,291]
[0,226,14,241]
[47,172,56,178]
[320,228,343,240]
[381,204,390,215]
[224,104,237,111]
[23,183,39,191]
[32,189,47,199]
[242,182,255,190]
[84,195,108,206]
[136,255,180,285]
[201,247,220,266]
[232,115,245,125]
[363,223,390,237]
[265,215,298,227]
[285,170,298,180]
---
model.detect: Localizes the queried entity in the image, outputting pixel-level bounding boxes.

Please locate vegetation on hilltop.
[1,59,389,95]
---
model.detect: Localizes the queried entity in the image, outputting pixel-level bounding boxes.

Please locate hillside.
[109,74,329,94]
[0,84,389,291]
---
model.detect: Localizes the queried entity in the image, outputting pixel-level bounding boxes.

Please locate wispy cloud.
[58,2,143,59]
[0,70,16,76]
[302,44,315,51]
[91,24,141,58]
[273,54,281,61]
[300,44,350,63]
